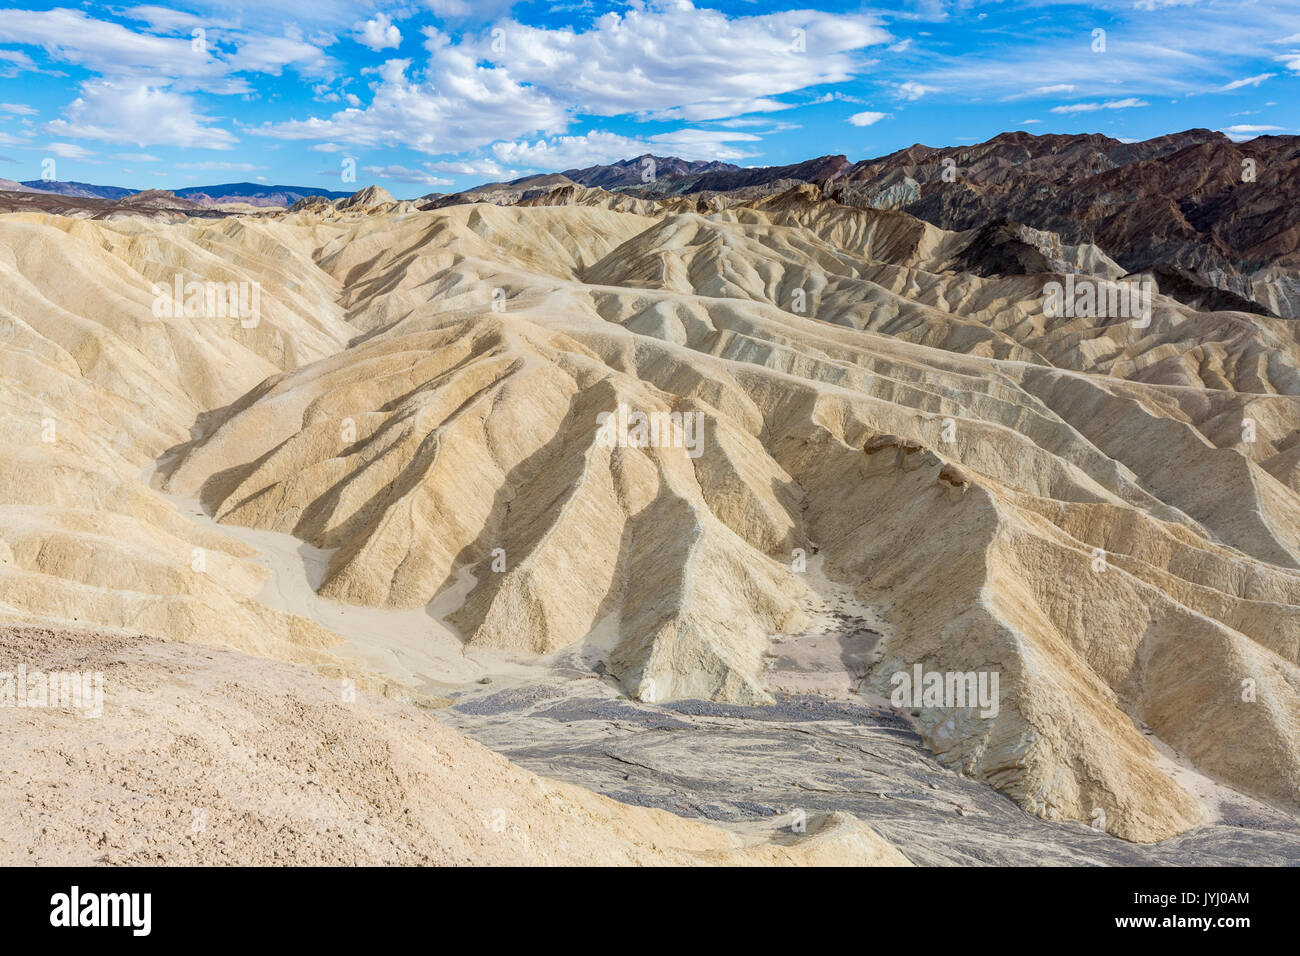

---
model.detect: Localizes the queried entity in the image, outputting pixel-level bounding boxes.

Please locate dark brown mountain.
[462,154,850,198]
[828,130,1300,317]
[0,186,220,219]
[668,154,850,195]
[562,154,739,189]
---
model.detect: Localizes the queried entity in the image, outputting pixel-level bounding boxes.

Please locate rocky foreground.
[0,625,909,866]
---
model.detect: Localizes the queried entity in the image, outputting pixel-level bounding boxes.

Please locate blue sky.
[0,0,1297,198]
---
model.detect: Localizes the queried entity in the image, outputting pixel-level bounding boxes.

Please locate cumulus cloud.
[254,56,568,153]
[44,81,238,149]
[0,8,345,148]
[356,14,402,52]
[471,1,887,119]
[0,8,274,92]
[0,9,206,78]
[224,29,336,78]
[258,1,887,153]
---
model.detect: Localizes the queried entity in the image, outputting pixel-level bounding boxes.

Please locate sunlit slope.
[0,213,356,669]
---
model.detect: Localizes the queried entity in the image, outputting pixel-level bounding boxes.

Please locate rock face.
[831,129,1300,318]
[3,150,1300,846]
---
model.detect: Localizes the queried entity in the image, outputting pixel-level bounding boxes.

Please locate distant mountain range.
[15,180,136,200]
[561,155,740,189]
[9,180,354,207]
[458,154,848,199]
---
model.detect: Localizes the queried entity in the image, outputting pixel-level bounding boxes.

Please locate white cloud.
[424,158,515,178]
[121,5,236,33]
[44,81,238,149]
[902,1,1300,107]
[254,56,567,153]
[1219,123,1284,141]
[1002,83,1076,101]
[356,14,402,52]
[652,128,761,155]
[806,92,867,106]
[1133,0,1201,8]
[0,8,236,91]
[710,118,801,132]
[0,103,37,115]
[1050,97,1149,113]
[0,8,344,149]
[471,2,888,119]
[224,29,336,78]
[261,1,887,153]
[45,142,96,159]
[422,0,515,17]
[112,152,160,161]
[895,81,935,100]
[847,111,888,126]
[1220,72,1274,90]
[902,25,1217,102]
[646,98,795,123]
[0,50,39,78]
[491,134,651,171]
[1277,51,1300,73]
[362,164,452,186]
